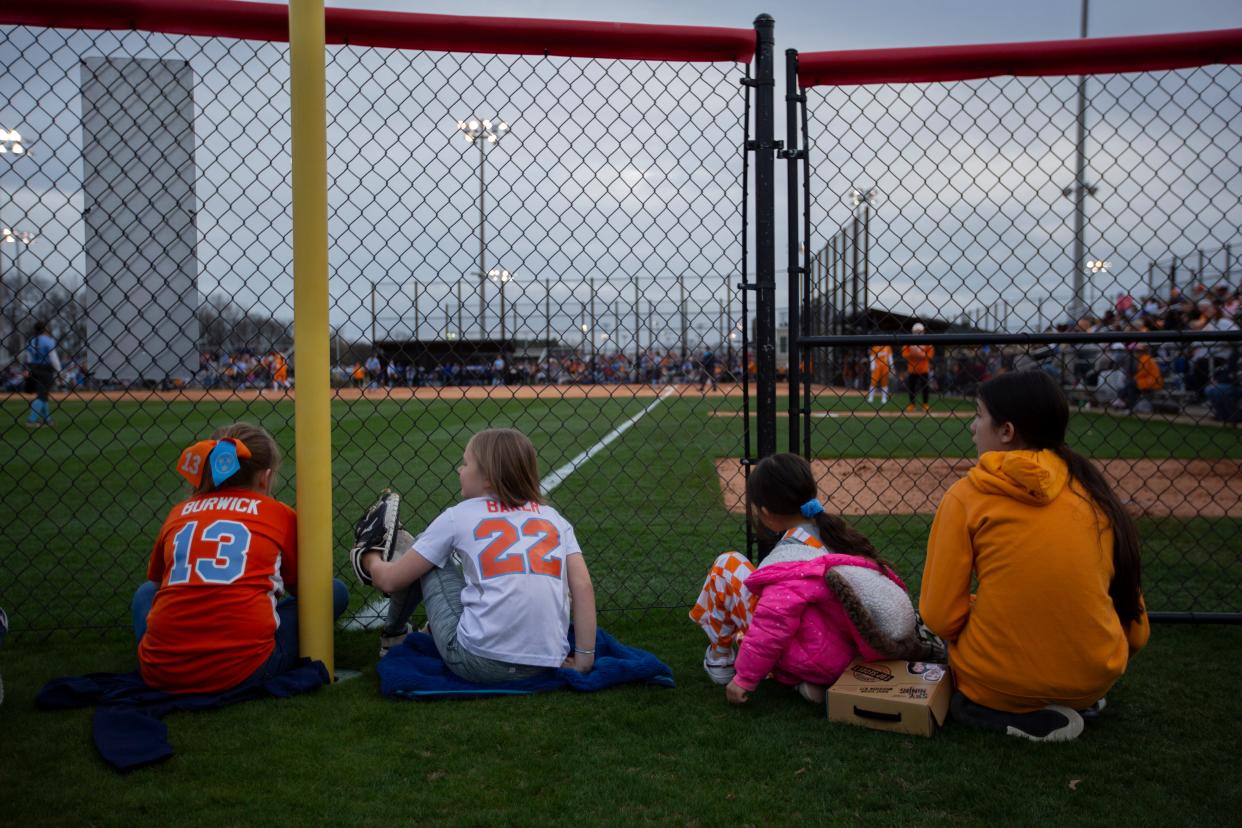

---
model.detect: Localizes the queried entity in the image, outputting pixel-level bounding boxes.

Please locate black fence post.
[784,47,801,455]
[799,57,812,460]
[753,13,777,462]
[739,60,755,562]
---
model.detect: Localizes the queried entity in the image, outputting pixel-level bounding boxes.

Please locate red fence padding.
[798,27,1242,87]
[0,0,755,63]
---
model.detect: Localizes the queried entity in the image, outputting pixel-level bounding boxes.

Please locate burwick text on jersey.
[485,500,542,514]
[181,496,262,516]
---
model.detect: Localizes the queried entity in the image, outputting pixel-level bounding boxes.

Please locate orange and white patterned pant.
[689,551,757,663]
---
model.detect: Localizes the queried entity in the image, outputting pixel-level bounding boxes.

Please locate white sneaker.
[795,682,826,704]
[1005,705,1085,742]
[703,658,736,686]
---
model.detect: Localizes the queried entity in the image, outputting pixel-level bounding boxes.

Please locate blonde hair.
[195,422,282,495]
[466,428,542,509]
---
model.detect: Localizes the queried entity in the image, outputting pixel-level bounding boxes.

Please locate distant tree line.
[1,274,301,366]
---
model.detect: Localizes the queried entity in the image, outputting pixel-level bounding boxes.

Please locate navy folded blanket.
[35,658,330,772]
[377,629,675,699]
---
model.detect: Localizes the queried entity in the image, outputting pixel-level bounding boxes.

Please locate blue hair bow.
[177,437,251,488]
[800,498,824,518]
[208,440,243,487]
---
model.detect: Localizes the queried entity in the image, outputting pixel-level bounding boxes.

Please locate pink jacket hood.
[732,552,907,691]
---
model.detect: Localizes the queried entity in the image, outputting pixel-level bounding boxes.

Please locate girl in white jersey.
[361,429,598,681]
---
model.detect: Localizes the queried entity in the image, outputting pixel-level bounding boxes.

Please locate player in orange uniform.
[867,344,893,404]
[269,350,290,392]
[131,422,347,694]
[901,322,935,413]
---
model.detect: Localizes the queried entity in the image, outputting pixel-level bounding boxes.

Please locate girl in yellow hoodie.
[920,370,1148,742]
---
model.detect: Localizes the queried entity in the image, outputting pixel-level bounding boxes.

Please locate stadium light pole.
[1,128,30,354]
[3,227,35,267]
[488,268,512,343]
[0,128,26,157]
[1064,0,1097,322]
[848,187,878,324]
[1086,259,1111,312]
[456,117,509,339]
[3,227,35,316]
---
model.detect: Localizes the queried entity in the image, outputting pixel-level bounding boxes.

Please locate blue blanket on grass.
[35,658,330,772]
[377,629,675,699]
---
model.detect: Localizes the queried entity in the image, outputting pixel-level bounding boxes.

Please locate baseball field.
[2,384,1240,824]
[3,385,1239,633]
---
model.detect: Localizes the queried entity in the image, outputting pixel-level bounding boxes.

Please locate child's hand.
[561,653,594,673]
[360,550,381,577]
[725,679,749,705]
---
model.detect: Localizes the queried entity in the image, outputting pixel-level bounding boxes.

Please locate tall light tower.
[1064,0,1097,322]
[1086,258,1110,309]
[489,268,512,343]
[848,187,878,326]
[3,228,36,274]
[0,128,26,156]
[1,127,28,360]
[456,117,509,339]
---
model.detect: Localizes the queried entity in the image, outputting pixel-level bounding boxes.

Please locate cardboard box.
[827,659,952,737]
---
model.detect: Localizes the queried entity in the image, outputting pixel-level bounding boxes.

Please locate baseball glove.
[349,490,402,588]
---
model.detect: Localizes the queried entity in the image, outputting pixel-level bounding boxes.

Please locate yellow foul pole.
[289,0,334,678]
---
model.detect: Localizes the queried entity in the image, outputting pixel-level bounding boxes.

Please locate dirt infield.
[25,382,843,404]
[709,407,1233,428]
[26,384,725,404]
[715,457,1242,518]
[710,410,973,419]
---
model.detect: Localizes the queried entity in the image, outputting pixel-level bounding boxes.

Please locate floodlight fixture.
[0,128,25,155]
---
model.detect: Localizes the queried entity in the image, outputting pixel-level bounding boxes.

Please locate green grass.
[2,391,1236,634]
[800,391,1242,459]
[1,615,1239,825]
[1,389,1240,821]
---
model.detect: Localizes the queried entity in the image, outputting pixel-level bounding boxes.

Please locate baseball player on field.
[901,322,935,413]
[867,343,893,404]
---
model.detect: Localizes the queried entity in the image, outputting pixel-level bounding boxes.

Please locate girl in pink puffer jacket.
[691,453,916,705]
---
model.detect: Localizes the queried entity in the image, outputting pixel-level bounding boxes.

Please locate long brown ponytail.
[978,371,1144,625]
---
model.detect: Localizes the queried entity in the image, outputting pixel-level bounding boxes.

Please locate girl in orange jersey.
[920,371,1148,741]
[132,423,347,693]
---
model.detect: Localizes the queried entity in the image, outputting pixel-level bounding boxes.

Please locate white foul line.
[344,386,674,630]
[539,386,674,496]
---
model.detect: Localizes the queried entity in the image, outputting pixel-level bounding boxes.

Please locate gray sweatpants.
[420,560,550,684]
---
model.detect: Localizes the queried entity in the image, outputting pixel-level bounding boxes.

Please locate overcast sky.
[3,1,1240,351]
[314,0,1242,333]
[324,0,1241,45]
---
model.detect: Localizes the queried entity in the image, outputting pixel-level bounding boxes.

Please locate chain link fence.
[789,33,1242,619]
[0,8,759,636]
[4,7,1239,638]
